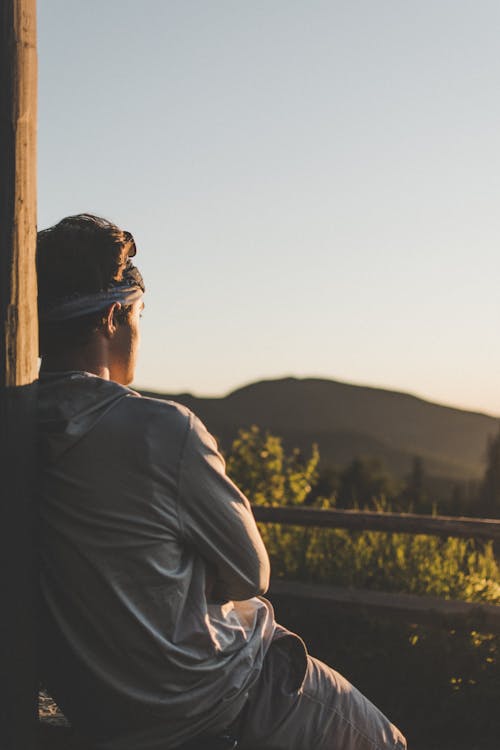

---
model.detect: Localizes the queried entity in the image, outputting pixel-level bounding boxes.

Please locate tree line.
[225,424,500,519]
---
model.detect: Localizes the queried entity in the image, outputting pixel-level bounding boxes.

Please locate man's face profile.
[108,298,144,385]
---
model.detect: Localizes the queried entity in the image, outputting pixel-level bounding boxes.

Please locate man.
[37,213,406,750]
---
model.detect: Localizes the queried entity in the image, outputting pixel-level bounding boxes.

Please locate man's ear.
[104,302,122,338]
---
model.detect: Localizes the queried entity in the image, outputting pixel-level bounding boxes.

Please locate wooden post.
[0,1,38,749]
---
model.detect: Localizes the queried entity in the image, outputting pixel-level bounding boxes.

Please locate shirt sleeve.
[177,413,270,601]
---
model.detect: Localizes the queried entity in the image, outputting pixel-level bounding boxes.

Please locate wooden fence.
[252,505,500,633]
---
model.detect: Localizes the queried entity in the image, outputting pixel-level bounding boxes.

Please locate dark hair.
[37,214,137,356]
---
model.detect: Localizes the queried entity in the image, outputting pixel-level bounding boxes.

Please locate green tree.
[479,428,500,518]
[225,425,319,506]
[337,456,397,508]
[308,466,339,504]
[400,456,429,513]
[449,483,466,516]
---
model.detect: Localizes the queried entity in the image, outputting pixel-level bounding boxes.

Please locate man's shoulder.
[125,388,195,424]
[119,389,195,433]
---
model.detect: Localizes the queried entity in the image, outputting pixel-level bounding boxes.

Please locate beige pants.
[234,632,407,750]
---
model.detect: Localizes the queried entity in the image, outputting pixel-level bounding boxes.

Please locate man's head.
[37,214,145,385]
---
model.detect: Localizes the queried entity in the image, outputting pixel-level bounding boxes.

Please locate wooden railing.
[253,505,500,632]
[253,505,500,540]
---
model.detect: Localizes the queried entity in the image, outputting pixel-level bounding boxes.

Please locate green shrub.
[226,426,500,604]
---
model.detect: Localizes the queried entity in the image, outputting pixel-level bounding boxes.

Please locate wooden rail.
[253,505,500,630]
[269,579,500,632]
[252,505,500,541]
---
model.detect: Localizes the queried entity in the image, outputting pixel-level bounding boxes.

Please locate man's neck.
[40,342,111,381]
[40,359,111,381]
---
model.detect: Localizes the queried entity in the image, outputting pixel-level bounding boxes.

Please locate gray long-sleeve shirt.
[38,372,275,750]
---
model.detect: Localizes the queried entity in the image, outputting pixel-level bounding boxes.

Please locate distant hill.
[141,377,499,481]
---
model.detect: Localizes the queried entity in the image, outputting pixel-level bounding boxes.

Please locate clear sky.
[38,1,500,415]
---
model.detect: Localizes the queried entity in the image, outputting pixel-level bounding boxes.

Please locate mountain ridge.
[140,376,499,481]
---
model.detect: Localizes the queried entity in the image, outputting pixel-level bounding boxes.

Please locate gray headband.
[41,284,144,322]
[40,260,146,322]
